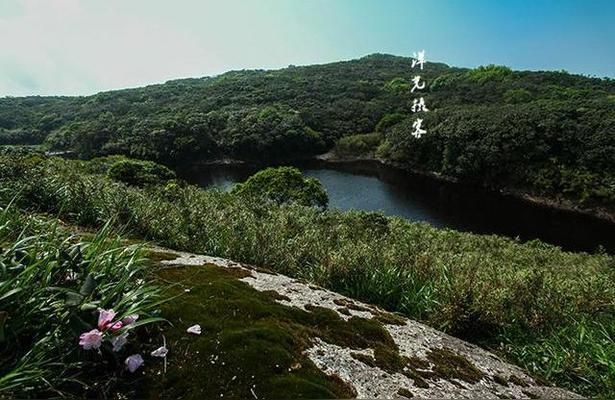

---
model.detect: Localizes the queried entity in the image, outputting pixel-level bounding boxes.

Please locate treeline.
[0,54,613,207]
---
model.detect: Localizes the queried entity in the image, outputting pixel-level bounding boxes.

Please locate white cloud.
[0,0,227,95]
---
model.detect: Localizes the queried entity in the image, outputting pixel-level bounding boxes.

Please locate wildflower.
[79,329,103,350]
[111,332,129,352]
[151,346,169,358]
[107,320,123,333]
[121,314,139,325]
[186,324,201,335]
[125,354,144,373]
[97,309,117,330]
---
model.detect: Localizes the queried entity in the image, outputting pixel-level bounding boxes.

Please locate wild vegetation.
[1,54,613,213]
[0,204,165,398]
[1,154,613,397]
[232,166,328,208]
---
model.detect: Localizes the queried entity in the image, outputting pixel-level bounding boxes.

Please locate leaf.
[79,273,96,296]
[0,288,22,302]
[119,317,168,333]
[0,311,7,343]
[80,302,99,311]
[65,291,84,307]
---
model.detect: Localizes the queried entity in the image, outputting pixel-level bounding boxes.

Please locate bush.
[334,133,381,157]
[108,159,175,186]
[232,166,328,208]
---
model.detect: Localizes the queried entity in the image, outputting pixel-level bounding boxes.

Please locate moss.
[426,347,485,384]
[138,264,410,399]
[405,356,430,371]
[262,290,291,302]
[333,298,372,312]
[493,374,509,386]
[373,310,407,326]
[225,267,255,279]
[337,307,351,316]
[138,264,493,397]
[145,250,179,263]
[397,387,414,398]
[509,374,530,387]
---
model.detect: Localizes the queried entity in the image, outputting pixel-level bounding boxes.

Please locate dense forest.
[1,54,614,210]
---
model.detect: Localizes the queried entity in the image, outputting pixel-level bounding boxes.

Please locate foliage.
[333,132,382,157]
[232,166,328,208]
[1,155,613,397]
[108,158,176,187]
[0,54,612,209]
[0,205,164,398]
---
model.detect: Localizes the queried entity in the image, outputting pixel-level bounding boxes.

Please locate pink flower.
[111,332,129,352]
[125,354,144,373]
[107,320,123,333]
[121,314,139,326]
[79,329,103,350]
[98,309,117,331]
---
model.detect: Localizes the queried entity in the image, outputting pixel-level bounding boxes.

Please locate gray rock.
[157,248,581,399]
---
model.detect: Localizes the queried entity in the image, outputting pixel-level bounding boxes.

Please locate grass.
[0,203,164,398]
[1,154,614,397]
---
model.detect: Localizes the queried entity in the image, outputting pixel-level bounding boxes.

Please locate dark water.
[180,160,615,254]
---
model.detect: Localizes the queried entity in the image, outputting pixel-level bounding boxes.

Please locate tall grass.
[2,155,614,397]
[0,201,163,398]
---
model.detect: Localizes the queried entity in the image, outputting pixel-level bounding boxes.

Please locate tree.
[107,159,175,186]
[232,166,328,208]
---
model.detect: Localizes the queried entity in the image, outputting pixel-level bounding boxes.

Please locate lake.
[179,160,615,254]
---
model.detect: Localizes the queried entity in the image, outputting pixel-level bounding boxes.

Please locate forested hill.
[1,54,614,210]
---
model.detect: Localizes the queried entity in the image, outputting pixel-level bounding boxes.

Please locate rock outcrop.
[153,249,581,399]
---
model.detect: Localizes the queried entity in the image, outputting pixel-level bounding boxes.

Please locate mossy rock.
[136,264,407,399]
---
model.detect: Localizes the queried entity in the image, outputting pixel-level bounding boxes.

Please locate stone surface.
[157,248,581,399]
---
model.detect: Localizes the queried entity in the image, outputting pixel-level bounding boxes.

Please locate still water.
[180,160,615,254]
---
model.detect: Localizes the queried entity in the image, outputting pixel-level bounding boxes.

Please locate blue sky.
[0,0,613,96]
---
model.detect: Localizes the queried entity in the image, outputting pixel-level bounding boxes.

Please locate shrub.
[108,159,175,186]
[334,133,382,157]
[232,166,328,208]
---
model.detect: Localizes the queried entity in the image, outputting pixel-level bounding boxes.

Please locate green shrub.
[232,166,328,208]
[334,133,381,157]
[503,88,532,104]
[375,113,407,133]
[465,65,513,84]
[108,159,175,186]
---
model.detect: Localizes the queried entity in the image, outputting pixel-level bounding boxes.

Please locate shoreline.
[321,153,615,224]
[187,152,615,225]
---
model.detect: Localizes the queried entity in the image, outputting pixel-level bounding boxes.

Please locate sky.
[0,0,613,96]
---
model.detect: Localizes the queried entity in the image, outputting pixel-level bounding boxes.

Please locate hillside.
[1,155,614,397]
[1,54,614,215]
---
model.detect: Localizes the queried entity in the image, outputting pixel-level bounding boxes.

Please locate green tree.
[232,166,328,208]
[107,159,175,186]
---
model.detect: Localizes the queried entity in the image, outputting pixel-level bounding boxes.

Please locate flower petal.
[186,324,201,335]
[125,354,144,373]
